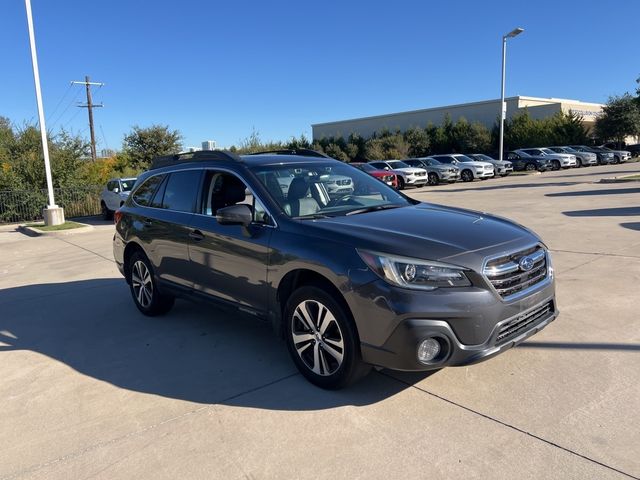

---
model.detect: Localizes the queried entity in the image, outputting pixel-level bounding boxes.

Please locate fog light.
[417,338,441,363]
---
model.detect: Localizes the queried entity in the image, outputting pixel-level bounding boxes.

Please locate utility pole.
[72,76,104,161]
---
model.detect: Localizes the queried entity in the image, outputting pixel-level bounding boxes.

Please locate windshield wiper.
[345,204,404,216]
[293,213,333,220]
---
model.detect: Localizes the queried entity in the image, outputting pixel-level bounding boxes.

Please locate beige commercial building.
[312,96,604,140]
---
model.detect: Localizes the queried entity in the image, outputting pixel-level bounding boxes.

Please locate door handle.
[189,229,205,241]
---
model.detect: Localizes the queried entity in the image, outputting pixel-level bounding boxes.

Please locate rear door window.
[161,170,202,212]
[132,175,165,207]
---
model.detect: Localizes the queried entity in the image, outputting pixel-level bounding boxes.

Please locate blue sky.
[1,0,638,150]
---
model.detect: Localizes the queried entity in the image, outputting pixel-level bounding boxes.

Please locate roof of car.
[148,149,341,171]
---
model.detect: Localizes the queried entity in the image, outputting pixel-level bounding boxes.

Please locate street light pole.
[498,27,524,161]
[24,0,64,225]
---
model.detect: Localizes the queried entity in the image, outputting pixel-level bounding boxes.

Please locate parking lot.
[1,163,639,480]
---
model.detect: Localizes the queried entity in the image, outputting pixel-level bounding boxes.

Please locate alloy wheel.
[291,300,344,376]
[428,173,438,185]
[131,260,153,308]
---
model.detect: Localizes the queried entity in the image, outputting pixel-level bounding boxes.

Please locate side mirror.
[216,204,252,226]
[113,187,120,193]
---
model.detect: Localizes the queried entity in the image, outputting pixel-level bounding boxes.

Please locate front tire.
[397,176,405,190]
[525,163,537,171]
[576,159,582,168]
[427,172,439,186]
[128,251,175,316]
[284,286,370,389]
[461,170,474,182]
[552,160,561,170]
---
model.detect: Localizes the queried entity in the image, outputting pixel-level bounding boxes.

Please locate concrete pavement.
[0,163,639,479]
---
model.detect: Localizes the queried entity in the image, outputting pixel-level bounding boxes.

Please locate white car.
[429,154,494,182]
[100,177,137,219]
[548,146,597,167]
[368,160,428,189]
[517,148,576,170]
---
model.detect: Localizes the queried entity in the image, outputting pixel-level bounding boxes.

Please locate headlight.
[357,250,471,290]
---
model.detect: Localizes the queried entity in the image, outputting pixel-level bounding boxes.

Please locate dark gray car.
[113,150,558,389]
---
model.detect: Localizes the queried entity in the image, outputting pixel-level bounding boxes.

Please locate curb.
[598,177,640,184]
[18,223,94,237]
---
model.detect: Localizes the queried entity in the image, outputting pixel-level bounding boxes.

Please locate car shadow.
[70,215,114,226]
[563,207,640,217]
[429,182,581,194]
[620,222,640,231]
[546,187,640,197]
[0,279,429,409]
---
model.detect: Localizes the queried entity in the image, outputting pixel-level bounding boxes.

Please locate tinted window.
[132,175,165,207]
[161,170,201,212]
[107,181,116,191]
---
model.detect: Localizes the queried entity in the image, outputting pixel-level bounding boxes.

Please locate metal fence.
[0,187,102,224]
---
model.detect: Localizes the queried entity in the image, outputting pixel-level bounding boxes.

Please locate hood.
[307,203,538,269]
[394,167,426,174]
[461,161,492,168]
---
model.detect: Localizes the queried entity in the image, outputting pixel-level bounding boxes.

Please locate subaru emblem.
[519,255,535,271]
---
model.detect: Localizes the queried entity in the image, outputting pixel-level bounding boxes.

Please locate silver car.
[429,154,495,182]
[548,146,597,167]
[466,154,513,176]
[403,158,460,184]
[595,146,631,164]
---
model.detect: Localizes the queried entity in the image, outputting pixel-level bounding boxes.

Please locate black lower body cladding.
[347,277,557,371]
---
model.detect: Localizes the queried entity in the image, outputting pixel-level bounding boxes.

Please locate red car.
[351,162,398,188]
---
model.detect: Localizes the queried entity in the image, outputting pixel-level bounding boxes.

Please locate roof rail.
[247,148,330,159]
[150,150,241,170]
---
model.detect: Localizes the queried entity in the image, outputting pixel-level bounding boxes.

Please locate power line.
[49,87,83,130]
[45,82,73,124]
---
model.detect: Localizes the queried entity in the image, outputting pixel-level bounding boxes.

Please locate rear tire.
[128,251,175,316]
[101,201,113,221]
[284,286,370,389]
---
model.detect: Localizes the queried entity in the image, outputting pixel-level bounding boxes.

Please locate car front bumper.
[477,170,494,178]
[406,176,428,185]
[350,276,557,372]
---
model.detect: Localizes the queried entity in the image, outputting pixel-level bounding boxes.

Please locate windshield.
[540,148,556,155]
[355,163,376,172]
[434,157,453,164]
[387,160,411,168]
[251,162,412,218]
[452,155,474,163]
[120,179,137,192]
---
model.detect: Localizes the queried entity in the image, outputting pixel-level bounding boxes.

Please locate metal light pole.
[24,0,64,225]
[498,27,524,161]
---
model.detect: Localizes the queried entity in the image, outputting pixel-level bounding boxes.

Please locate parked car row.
[351,143,633,190]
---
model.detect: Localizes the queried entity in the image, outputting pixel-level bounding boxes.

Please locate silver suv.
[429,154,494,182]
[548,146,597,167]
[403,158,460,184]
[369,160,428,189]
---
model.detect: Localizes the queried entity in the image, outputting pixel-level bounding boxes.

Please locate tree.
[595,94,640,146]
[122,125,183,169]
[403,128,430,157]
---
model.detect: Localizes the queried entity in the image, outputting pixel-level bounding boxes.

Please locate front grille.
[496,301,553,344]
[483,246,548,299]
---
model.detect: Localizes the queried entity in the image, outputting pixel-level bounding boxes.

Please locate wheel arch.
[123,241,146,284]
[275,268,357,340]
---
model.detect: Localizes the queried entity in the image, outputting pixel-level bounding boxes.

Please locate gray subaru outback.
[113,149,558,389]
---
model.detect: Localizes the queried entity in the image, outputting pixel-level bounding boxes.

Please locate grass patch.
[25,221,86,231]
